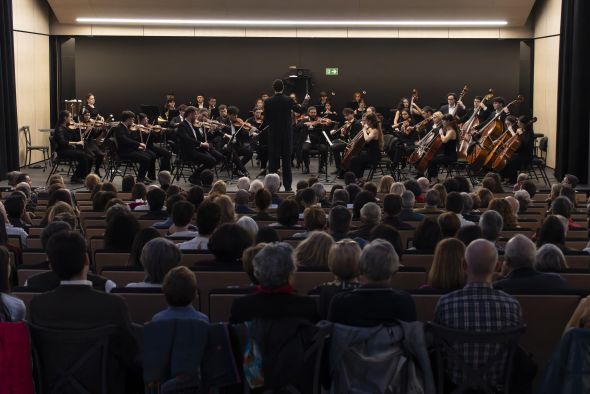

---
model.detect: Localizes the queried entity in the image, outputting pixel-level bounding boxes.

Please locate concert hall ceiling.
[48,0,536,27]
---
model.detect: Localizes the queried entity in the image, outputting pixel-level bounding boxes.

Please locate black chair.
[22,126,50,170]
[367,151,401,181]
[29,323,117,394]
[45,135,77,184]
[427,322,526,394]
[521,136,550,186]
[441,159,478,185]
[102,137,138,182]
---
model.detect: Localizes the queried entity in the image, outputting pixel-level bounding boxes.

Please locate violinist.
[137,113,171,177]
[331,108,363,175]
[222,106,257,177]
[439,92,466,118]
[215,104,229,124]
[348,113,384,179]
[113,110,155,183]
[389,109,418,167]
[297,106,331,174]
[79,93,103,121]
[195,108,226,164]
[500,115,535,184]
[80,110,106,177]
[195,95,206,109]
[393,97,422,125]
[320,102,339,123]
[53,110,93,183]
[170,104,186,127]
[347,91,363,111]
[158,97,176,125]
[246,107,269,177]
[176,106,218,184]
[207,97,219,119]
[427,114,458,182]
[416,106,435,137]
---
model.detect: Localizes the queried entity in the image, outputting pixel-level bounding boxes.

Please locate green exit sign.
[325,67,339,76]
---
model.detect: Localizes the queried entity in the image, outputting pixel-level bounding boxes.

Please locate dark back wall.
[73,37,524,119]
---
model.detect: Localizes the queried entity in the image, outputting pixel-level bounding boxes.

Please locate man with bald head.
[434,239,522,387]
[494,234,569,291]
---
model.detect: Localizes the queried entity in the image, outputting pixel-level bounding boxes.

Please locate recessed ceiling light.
[76,18,508,27]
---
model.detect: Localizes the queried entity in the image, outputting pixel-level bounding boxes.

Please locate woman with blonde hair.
[84,173,100,192]
[378,176,395,194]
[432,184,447,208]
[425,238,466,291]
[209,194,235,224]
[210,180,227,196]
[488,197,518,229]
[293,231,334,268]
[313,239,362,318]
[389,182,406,196]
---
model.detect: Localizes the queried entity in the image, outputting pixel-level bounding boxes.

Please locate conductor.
[263,79,309,192]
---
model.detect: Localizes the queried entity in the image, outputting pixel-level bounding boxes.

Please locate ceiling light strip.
[76,18,508,27]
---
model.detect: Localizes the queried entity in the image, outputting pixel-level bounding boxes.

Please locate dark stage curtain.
[555,0,590,183]
[0,0,19,180]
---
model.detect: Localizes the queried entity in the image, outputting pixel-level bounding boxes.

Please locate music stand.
[139,105,161,124]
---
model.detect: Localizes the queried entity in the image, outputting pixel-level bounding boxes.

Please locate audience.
[455,225,483,246]
[438,212,461,238]
[425,238,466,291]
[251,188,275,221]
[208,224,253,265]
[535,244,568,273]
[256,226,280,244]
[128,227,161,267]
[328,239,416,326]
[328,205,353,242]
[127,238,180,288]
[488,198,518,229]
[167,200,198,238]
[415,189,444,214]
[479,210,504,250]
[140,188,168,220]
[377,175,395,194]
[271,199,301,228]
[352,190,376,220]
[152,266,208,322]
[434,239,522,388]
[241,243,266,285]
[410,218,442,253]
[153,193,185,229]
[369,224,404,259]
[263,173,282,204]
[399,190,425,221]
[229,243,318,323]
[0,246,25,321]
[294,231,334,268]
[104,211,140,252]
[0,201,28,247]
[348,202,381,240]
[382,194,413,230]
[236,216,259,240]
[179,201,221,250]
[292,206,327,238]
[234,189,253,214]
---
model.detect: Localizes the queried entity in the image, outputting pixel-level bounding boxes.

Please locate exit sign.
[325,67,339,76]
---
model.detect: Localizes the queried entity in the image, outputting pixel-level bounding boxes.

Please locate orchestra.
[51,85,536,186]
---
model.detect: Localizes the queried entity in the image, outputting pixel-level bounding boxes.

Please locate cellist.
[500,115,535,184]
[427,114,458,183]
[348,113,384,179]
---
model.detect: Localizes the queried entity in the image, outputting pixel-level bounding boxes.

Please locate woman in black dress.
[349,113,384,179]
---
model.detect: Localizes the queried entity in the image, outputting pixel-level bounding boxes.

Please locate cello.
[408,116,444,173]
[467,95,523,172]
[458,89,494,158]
[341,125,366,169]
[482,116,518,169]
[491,117,537,172]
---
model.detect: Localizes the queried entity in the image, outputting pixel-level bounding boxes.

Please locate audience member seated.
[460,192,480,223]
[4,193,30,230]
[311,183,331,208]
[292,207,327,238]
[561,173,579,190]
[521,180,536,199]
[455,225,483,246]
[29,231,138,393]
[0,246,25,321]
[494,234,569,291]
[93,191,117,212]
[297,188,318,219]
[328,239,416,326]
[535,244,568,273]
[348,202,381,240]
[389,182,405,196]
[199,169,214,192]
[414,189,444,215]
[104,211,140,252]
[408,218,442,253]
[210,180,227,197]
[153,193,185,229]
[477,188,493,210]
[127,238,180,288]
[208,223,253,266]
[128,227,161,267]
[158,171,172,191]
[129,183,147,210]
[382,194,413,230]
[251,188,275,222]
[248,179,264,198]
[84,173,100,193]
[328,206,353,242]
[140,188,168,220]
[445,192,473,227]
[0,202,28,247]
[236,216,259,240]
[331,189,349,207]
[434,239,522,389]
[121,175,135,193]
[234,190,253,214]
[505,196,520,219]
[167,201,198,238]
[352,191,376,220]
[552,196,583,230]
[514,189,531,214]
[236,176,250,192]
[369,224,404,259]
[256,226,280,244]
[488,198,518,229]
[537,215,575,254]
[438,212,461,238]
[346,183,361,204]
[312,240,361,319]
[424,238,466,291]
[399,190,425,222]
[404,179,424,203]
[152,266,208,322]
[270,199,302,228]
[179,201,221,251]
[186,185,204,211]
[294,231,334,268]
[479,210,504,251]
[229,243,319,323]
[263,173,282,205]
[241,244,266,285]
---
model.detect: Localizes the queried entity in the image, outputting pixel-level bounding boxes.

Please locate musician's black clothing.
[113,123,155,181]
[332,120,362,171]
[208,106,219,119]
[176,120,221,174]
[427,129,458,179]
[146,139,171,178]
[349,138,380,178]
[247,117,268,170]
[501,127,535,183]
[480,110,509,128]
[460,106,492,124]
[439,104,466,119]
[297,118,329,172]
[263,93,308,191]
[80,105,100,119]
[53,126,92,180]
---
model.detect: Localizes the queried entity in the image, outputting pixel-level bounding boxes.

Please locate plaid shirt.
[434,283,522,387]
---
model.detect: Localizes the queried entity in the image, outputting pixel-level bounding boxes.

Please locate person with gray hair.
[494,234,569,291]
[479,210,503,247]
[127,238,181,288]
[460,192,480,223]
[263,173,282,205]
[415,189,444,215]
[535,244,568,273]
[399,190,426,222]
[311,182,330,208]
[228,243,319,323]
[236,216,259,239]
[434,239,522,387]
[328,239,416,325]
[514,189,531,213]
[348,202,381,240]
[332,189,350,206]
[237,176,251,191]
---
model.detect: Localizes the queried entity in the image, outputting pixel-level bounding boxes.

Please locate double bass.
[450,85,469,117]
[467,95,524,172]
[408,121,444,173]
[491,117,537,172]
[457,89,494,158]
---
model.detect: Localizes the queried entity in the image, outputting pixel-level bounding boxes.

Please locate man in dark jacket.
[263,79,309,192]
[113,110,155,182]
[494,234,569,291]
